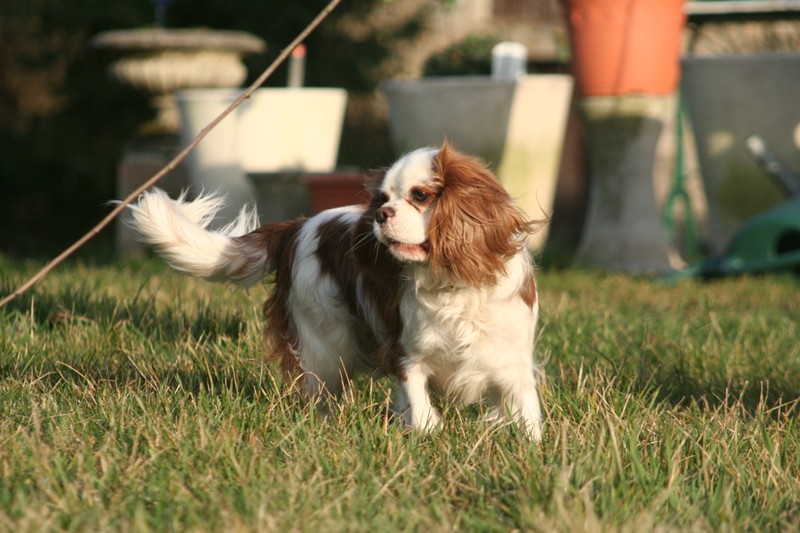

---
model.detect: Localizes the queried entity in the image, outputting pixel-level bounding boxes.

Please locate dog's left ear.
[428,144,538,285]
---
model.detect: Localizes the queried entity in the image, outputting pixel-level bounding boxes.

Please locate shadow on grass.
[0,267,255,344]
[0,356,281,404]
[647,369,800,418]
[0,261,280,401]
[554,343,800,419]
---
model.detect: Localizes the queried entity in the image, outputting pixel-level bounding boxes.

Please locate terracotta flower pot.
[563,0,686,96]
[303,172,370,214]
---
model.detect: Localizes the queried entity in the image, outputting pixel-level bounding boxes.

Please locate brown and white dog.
[127,143,545,440]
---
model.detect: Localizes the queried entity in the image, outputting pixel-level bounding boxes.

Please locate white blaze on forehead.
[382,147,440,198]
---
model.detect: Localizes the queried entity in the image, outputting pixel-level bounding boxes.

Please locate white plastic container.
[176,87,347,223]
[491,42,528,80]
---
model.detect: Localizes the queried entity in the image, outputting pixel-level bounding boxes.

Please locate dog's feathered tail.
[126,188,271,287]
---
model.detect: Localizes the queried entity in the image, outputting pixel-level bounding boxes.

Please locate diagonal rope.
[0,0,343,309]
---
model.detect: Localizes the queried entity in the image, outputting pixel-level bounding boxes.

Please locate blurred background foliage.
[422,34,500,76]
[0,0,431,256]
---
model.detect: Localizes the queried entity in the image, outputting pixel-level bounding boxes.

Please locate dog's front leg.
[501,374,543,442]
[393,363,441,432]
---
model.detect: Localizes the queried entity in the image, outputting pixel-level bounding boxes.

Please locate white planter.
[383,75,573,250]
[176,88,347,223]
[681,54,800,255]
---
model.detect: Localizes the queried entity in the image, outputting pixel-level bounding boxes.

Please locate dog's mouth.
[387,239,430,261]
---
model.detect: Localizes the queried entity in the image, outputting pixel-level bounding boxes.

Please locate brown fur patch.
[351,201,407,378]
[236,220,305,380]
[312,202,406,378]
[232,183,408,385]
[520,272,537,310]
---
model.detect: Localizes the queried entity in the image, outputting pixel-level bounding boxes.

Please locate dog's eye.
[411,189,430,203]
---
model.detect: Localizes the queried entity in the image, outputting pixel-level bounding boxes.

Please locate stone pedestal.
[116,135,188,255]
[574,95,675,273]
[247,173,310,224]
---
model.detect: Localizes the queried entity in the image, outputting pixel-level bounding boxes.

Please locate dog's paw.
[524,418,543,442]
[393,405,442,433]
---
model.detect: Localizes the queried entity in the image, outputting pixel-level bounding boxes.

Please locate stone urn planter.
[176,88,348,223]
[562,0,686,272]
[92,28,265,133]
[383,74,574,251]
[681,54,800,255]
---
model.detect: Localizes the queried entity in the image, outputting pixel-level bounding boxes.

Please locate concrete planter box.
[383,75,573,250]
[681,54,800,254]
[176,88,347,223]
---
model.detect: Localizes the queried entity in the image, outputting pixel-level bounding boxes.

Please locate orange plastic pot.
[563,0,686,96]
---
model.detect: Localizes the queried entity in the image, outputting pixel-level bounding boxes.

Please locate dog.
[127,143,545,440]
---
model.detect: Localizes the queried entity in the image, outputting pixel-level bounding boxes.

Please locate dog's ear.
[427,143,539,286]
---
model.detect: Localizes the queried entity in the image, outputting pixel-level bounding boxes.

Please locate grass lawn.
[1,254,799,531]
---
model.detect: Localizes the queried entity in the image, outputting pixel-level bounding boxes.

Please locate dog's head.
[371,143,538,285]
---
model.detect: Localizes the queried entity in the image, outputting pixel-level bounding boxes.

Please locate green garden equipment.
[669,134,800,280]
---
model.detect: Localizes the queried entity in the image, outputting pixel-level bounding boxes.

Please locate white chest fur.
[398,255,537,404]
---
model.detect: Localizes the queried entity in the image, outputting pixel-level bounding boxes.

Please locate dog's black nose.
[375,206,396,225]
